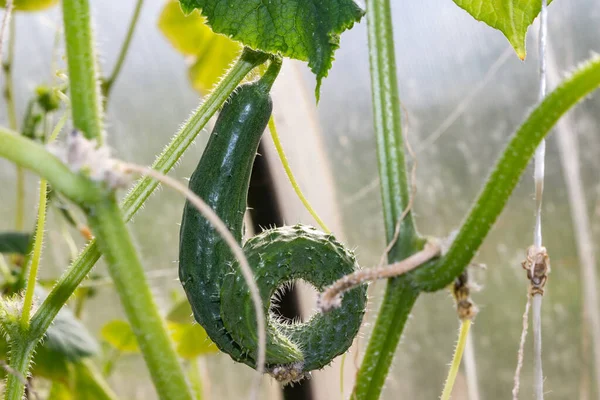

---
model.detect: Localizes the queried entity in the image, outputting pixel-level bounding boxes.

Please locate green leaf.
[37,286,99,361]
[0,334,71,383]
[178,0,365,97]
[158,1,242,93]
[0,0,58,11]
[100,320,140,353]
[0,232,31,255]
[168,322,218,359]
[71,360,119,400]
[31,345,72,382]
[453,0,553,59]
[46,361,118,400]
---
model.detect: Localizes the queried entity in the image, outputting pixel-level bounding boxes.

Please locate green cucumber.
[178,66,367,382]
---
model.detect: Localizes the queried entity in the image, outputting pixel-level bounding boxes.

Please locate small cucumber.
[178,68,367,382]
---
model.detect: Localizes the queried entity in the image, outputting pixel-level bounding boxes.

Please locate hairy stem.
[351,0,421,397]
[102,0,144,99]
[268,116,330,233]
[352,283,419,399]
[86,195,192,400]
[2,16,24,231]
[20,179,48,326]
[440,320,472,400]
[4,339,36,400]
[0,128,102,204]
[62,0,104,143]
[413,54,600,291]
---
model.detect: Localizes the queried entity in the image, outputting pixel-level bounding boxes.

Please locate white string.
[463,330,481,400]
[532,294,544,399]
[533,0,548,249]
[532,2,548,400]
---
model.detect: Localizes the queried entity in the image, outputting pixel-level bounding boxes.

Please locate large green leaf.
[158,0,241,93]
[178,0,365,97]
[453,0,553,59]
[0,0,58,11]
[0,232,31,255]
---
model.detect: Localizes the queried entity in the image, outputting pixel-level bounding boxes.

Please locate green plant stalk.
[62,0,104,143]
[413,54,600,292]
[2,17,24,231]
[267,116,331,233]
[102,0,144,99]
[20,179,48,327]
[440,319,472,400]
[86,195,192,400]
[14,167,24,231]
[352,282,419,399]
[27,47,265,375]
[351,0,421,398]
[2,16,17,132]
[4,339,36,400]
[0,128,102,204]
[189,359,204,400]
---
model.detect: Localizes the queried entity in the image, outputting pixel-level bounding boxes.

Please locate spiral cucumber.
[178,67,367,382]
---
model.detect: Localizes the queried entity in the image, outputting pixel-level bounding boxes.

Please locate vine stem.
[412,54,600,291]
[20,179,48,327]
[20,115,63,328]
[0,128,102,204]
[440,320,472,400]
[267,116,330,233]
[101,0,144,99]
[4,340,36,400]
[1,9,24,231]
[351,0,421,397]
[1,2,16,130]
[86,194,193,400]
[62,0,104,144]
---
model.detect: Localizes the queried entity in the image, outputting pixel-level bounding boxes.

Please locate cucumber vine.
[1,0,599,399]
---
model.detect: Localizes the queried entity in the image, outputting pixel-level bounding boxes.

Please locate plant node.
[521,246,550,296]
[451,271,478,321]
[47,130,130,189]
[268,361,307,385]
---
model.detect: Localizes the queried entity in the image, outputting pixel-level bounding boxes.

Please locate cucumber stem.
[258,56,283,92]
